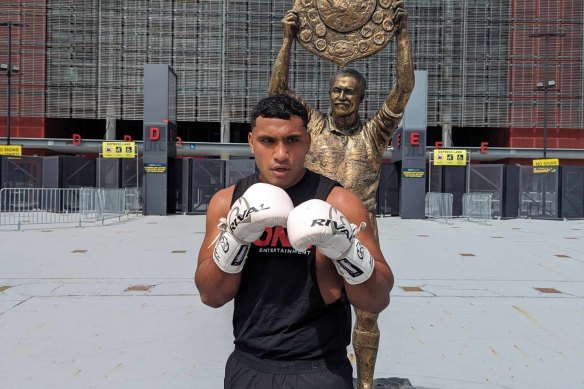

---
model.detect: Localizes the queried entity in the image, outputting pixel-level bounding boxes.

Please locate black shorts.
[224,348,354,389]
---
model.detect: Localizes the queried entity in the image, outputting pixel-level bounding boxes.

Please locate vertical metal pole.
[428,152,432,193]
[219,0,227,144]
[460,0,468,127]
[7,22,12,145]
[97,152,101,188]
[467,151,471,194]
[543,34,549,159]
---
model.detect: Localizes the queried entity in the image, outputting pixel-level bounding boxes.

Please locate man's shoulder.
[325,186,364,213]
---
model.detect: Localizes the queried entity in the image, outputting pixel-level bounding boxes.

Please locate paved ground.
[1,214,583,389]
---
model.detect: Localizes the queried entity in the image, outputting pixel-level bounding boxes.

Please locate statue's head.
[329,68,366,119]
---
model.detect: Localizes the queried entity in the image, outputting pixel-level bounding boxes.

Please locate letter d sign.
[150,127,160,141]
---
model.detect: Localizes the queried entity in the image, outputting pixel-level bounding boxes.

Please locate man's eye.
[260,138,274,144]
[287,138,299,143]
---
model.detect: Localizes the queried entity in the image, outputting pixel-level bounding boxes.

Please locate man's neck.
[330,114,360,135]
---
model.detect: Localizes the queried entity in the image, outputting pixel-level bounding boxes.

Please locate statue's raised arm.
[383,1,414,117]
[268,10,298,96]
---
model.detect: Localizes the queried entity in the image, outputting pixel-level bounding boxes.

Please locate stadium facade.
[1,0,583,153]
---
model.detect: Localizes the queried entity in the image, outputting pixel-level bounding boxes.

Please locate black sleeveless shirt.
[231,169,352,360]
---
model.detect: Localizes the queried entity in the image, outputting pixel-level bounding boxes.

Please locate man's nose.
[274,142,289,161]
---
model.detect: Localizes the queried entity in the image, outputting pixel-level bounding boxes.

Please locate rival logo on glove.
[310,218,351,240]
[228,201,270,231]
[218,235,230,253]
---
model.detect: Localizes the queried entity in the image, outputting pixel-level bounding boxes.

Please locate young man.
[195,94,394,389]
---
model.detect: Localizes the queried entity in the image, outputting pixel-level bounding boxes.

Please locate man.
[268,3,414,388]
[195,94,394,389]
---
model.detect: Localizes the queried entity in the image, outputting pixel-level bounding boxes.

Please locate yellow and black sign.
[102,142,136,158]
[533,158,559,174]
[144,162,167,174]
[0,145,22,157]
[402,168,425,178]
[433,149,467,166]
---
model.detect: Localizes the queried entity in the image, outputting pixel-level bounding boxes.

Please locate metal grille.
[0,187,138,229]
[2,0,582,130]
[462,192,493,221]
[425,192,453,220]
[0,0,47,119]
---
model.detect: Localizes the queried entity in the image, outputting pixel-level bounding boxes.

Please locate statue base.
[353,377,416,389]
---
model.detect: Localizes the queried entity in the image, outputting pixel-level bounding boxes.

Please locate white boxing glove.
[213,183,294,273]
[287,199,375,285]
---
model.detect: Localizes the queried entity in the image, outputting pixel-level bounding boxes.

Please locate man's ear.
[248,131,254,154]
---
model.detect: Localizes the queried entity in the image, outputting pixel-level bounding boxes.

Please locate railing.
[425,192,453,221]
[0,188,141,230]
[462,192,493,221]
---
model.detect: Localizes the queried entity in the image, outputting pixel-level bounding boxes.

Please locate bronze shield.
[294,0,398,67]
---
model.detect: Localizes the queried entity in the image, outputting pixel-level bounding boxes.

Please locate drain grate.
[71,249,87,254]
[125,285,155,292]
[0,286,12,292]
[400,286,424,292]
[554,254,572,258]
[172,250,187,254]
[459,253,475,257]
[534,287,561,294]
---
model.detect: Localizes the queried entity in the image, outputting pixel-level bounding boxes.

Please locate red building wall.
[0,0,46,140]
[509,0,583,149]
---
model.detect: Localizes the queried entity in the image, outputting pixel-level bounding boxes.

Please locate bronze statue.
[268,1,414,388]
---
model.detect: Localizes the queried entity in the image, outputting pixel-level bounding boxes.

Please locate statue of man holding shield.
[268,1,414,387]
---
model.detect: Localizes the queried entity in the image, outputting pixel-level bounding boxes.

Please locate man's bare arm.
[268,10,298,96]
[194,187,242,308]
[326,187,394,313]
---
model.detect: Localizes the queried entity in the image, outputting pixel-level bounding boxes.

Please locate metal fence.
[425,192,453,221]
[462,192,493,221]
[0,188,142,230]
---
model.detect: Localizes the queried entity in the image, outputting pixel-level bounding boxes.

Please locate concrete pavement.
[1,215,583,388]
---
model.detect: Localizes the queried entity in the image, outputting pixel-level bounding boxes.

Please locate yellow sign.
[433,149,467,166]
[102,142,136,158]
[533,158,559,174]
[0,145,22,156]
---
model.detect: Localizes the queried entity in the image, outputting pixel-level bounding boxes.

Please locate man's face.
[248,115,310,189]
[329,74,363,118]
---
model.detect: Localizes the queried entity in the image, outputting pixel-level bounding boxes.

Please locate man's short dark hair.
[250,94,308,129]
[330,68,367,101]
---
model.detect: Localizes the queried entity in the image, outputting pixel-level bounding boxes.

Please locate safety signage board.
[0,145,22,156]
[533,158,559,174]
[433,149,467,166]
[144,162,167,173]
[102,142,136,158]
[402,168,425,178]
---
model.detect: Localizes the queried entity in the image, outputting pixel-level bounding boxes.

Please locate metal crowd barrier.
[462,192,493,221]
[0,188,141,230]
[425,192,453,221]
